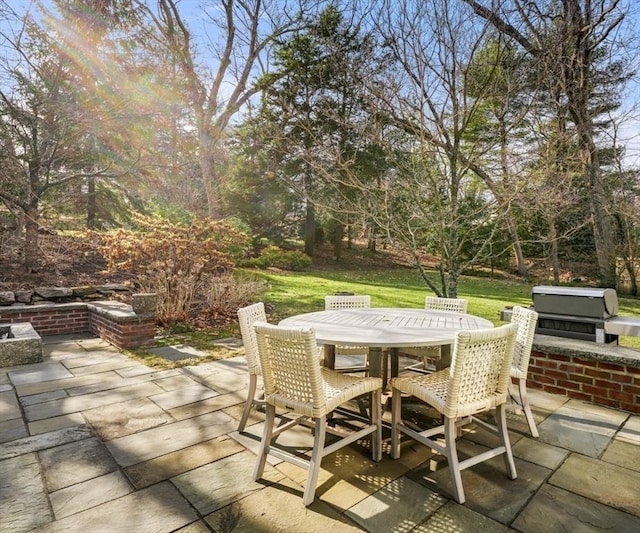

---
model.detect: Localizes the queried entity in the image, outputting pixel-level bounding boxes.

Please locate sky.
[2,0,640,169]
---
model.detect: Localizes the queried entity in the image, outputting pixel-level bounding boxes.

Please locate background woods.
[0,0,639,299]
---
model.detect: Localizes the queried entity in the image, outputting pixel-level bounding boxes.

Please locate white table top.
[279,307,494,348]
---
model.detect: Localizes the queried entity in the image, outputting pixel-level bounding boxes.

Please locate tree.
[0,3,127,270]
[464,39,533,277]
[0,0,160,270]
[45,0,153,230]
[463,0,631,287]
[223,111,297,246]
[364,0,521,297]
[137,0,310,218]
[228,5,384,257]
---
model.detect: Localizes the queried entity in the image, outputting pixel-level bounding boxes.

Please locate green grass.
[250,268,534,322]
[140,265,640,352]
[245,267,640,350]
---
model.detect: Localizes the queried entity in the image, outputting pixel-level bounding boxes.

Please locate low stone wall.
[529,334,640,414]
[0,301,156,350]
[0,284,132,306]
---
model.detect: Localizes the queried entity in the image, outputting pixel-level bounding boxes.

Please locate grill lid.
[532,286,619,319]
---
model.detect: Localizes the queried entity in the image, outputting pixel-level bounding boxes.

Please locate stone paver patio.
[1,334,640,532]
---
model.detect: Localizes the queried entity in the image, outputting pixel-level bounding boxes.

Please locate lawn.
[248,267,640,350]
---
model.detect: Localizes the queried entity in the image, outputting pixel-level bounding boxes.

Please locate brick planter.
[0,301,156,350]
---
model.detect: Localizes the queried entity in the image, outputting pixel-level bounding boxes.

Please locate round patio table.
[280,307,494,386]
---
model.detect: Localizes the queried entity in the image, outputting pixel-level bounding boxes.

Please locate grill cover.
[532,286,619,319]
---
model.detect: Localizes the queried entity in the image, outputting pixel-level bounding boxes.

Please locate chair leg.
[444,416,465,504]
[389,348,399,379]
[238,373,258,432]
[303,417,327,506]
[518,378,539,438]
[391,387,402,459]
[370,390,382,462]
[496,404,517,480]
[253,403,275,481]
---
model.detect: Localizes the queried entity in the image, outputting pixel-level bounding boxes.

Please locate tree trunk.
[333,220,343,260]
[549,220,560,285]
[24,202,40,272]
[562,0,617,288]
[13,208,24,237]
[86,176,96,229]
[367,225,376,252]
[513,238,527,278]
[504,217,527,277]
[584,143,617,288]
[622,258,638,296]
[199,129,220,218]
[304,201,315,256]
[618,216,638,296]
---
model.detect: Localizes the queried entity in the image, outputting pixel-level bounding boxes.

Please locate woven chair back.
[425,296,468,313]
[444,323,517,418]
[254,322,326,417]
[237,302,267,376]
[510,306,539,377]
[325,294,371,310]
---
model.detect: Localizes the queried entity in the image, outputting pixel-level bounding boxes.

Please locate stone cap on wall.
[0,301,155,322]
[0,322,43,366]
[0,284,132,306]
[533,334,640,369]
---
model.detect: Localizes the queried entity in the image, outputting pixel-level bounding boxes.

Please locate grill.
[531,285,640,343]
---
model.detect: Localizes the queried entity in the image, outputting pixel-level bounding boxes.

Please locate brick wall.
[0,302,155,350]
[529,338,640,414]
[0,305,90,336]
[89,311,156,349]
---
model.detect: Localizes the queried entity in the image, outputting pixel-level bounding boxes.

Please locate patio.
[1,334,640,532]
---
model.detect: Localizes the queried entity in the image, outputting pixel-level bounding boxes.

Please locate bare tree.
[463,0,630,287]
[607,114,640,295]
[361,0,526,296]
[137,0,311,218]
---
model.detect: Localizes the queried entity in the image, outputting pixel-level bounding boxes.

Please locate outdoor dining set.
[236,295,539,507]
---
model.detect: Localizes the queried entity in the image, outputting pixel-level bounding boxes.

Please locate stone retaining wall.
[0,302,155,350]
[529,335,640,414]
[0,284,132,306]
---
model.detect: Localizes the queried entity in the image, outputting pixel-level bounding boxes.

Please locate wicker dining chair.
[324,294,371,373]
[252,322,383,506]
[402,296,469,373]
[507,306,540,437]
[236,302,267,432]
[390,323,518,504]
[424,296,469,314]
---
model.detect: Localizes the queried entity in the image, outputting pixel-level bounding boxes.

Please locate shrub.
[201,274,270,321]
[95,215,250,325]
[244,245,312,271]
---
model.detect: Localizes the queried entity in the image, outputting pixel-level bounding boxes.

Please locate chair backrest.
[253,322,325,418]
[237,302,267,376]
[444,323,517,419]
[510,306,539,378]
[425,296,468,314]
[325,294,371,310]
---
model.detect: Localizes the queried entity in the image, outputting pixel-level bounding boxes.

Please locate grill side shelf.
[604,316,640,337]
